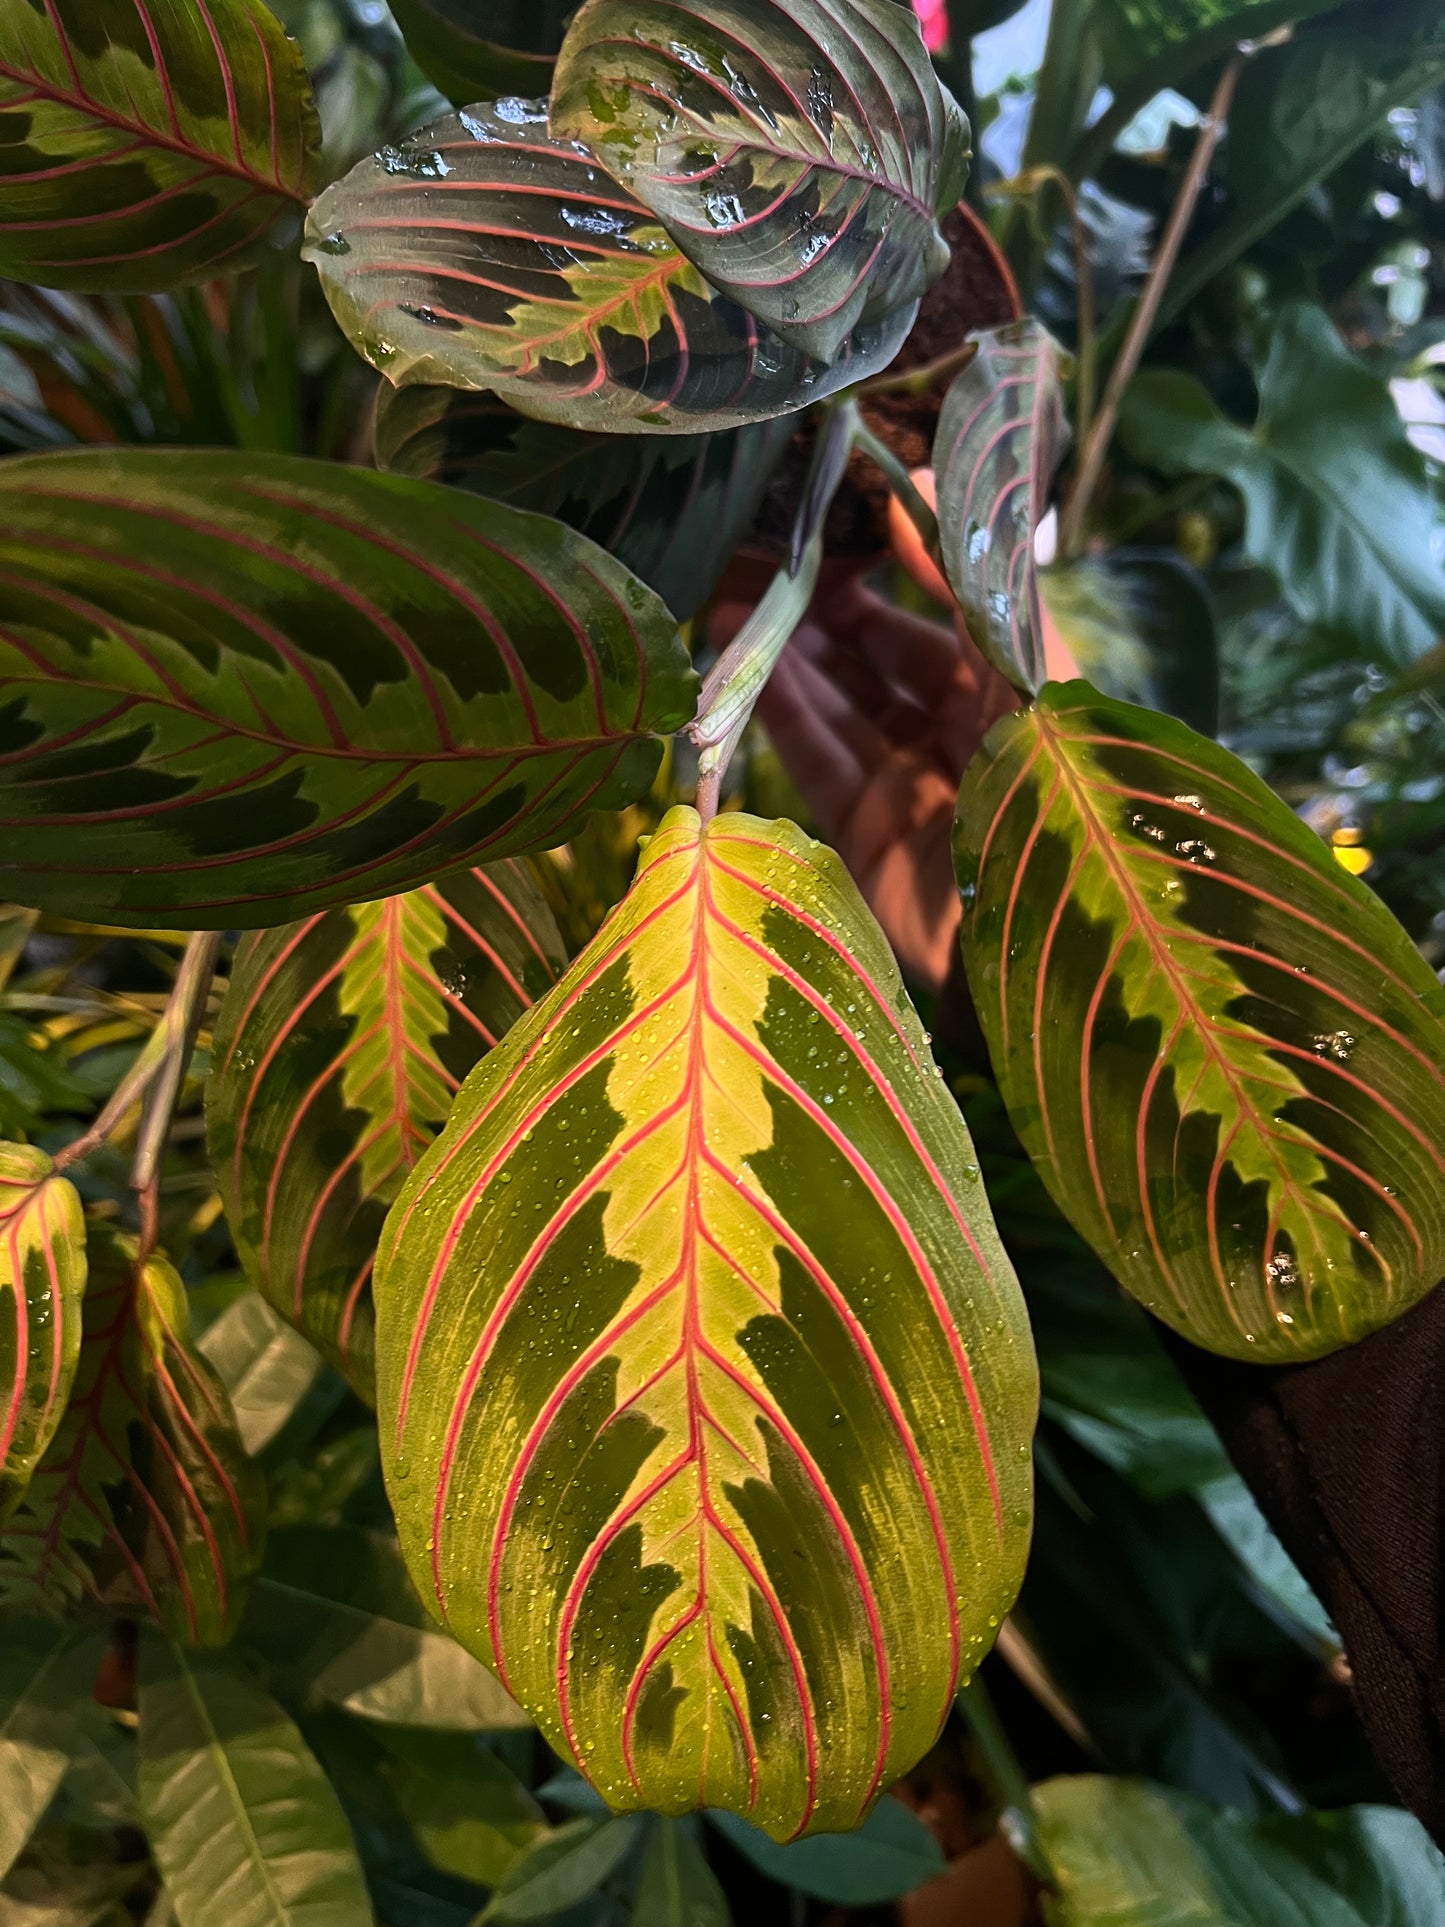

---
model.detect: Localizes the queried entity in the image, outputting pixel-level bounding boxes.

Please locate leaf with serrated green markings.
[209,862,566,1397]
[306,102,915,435]
[955,681,1445,1363]
[935,320,1070,693]
[375,809,1037,1839]
[0,0,321,293]
[550,0,969,363]
[137,1634,375,1927]
[0,1235,266,1642]
[0,1145,85,1525]
[374,388,793,623]
[0,447,694,929]
[386,0,570,103]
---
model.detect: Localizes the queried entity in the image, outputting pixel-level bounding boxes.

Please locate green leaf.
[1120,305,1445,668]
[550,0,967,363]
[374,808,1037,1838]
[479,1817,643,1924]
[304,103,915,436]
[374,389,793,624]
[209,863,566,1396]
[350,1724,545,1888]
[137,1635,375,1927]
[707,1798,944,1906]
[1038,551,1219,735]
[0,1145,85,1522]
[1091,0,1341,109]
[955,681,1445,1362]
[0,1623,97,1881]
[1034,1777,1445,1926]
[0,1236,266,1642]
[0,447,694,929]
[386,0,571,103]
[192,1287,327,1460]
[633,1818,729,1927]
[244,1524,531,1731]
[935,320,1071,692]
[0,0,321,292]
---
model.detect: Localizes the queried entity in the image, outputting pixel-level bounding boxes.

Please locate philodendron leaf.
[0,0,321,292]
[209,862,566,1396]
[935,320,1071,692]
[137,1635,375,1927]
[0,1234,266,1642]
[374,387,794,623]
[375,809,1037,1839]
[386,0,571,103]
[549,0,969,363]
[0,447,694,928]
[305,103,916,436]
[0,1144,85,1522]
[956,681,1445,1363]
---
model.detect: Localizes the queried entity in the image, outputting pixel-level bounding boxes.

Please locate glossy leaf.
[549,0,969,362]
[0,1145,85,1523]
[375,808,1037,1839]
[305,102,916,435]
[386,0,571,103]
[708,1798,943,1905]
[209,862,566,1396]
[137,1634,375,1927]
[634,1817,730,1926]
[935,320,1071,692]
[956,681,1445,1362]
[0,1621,96,1880]
[1120,304,1445,667]
[0,1236,266,1643]
[374,387,793,622]
[482,1816,644,1924]
[0,0,321,292]
[0,447,694,929]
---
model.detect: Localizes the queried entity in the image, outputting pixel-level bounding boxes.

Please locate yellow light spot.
[1332,841,1373,876]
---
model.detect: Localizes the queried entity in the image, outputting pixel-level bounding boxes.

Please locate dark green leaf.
[707,1799,944,1906]
[346,1725,545,1888]
[1120,305,1445,668]
[0,1623,98,1881]
[551,0,968,363]
[0,0,321,292]
[137,1635,375,1927]
[480,1817,643,1923]
[0,447,694,929]
[632,1818,729,1927]
[374,389,793,623]
[956,681,1445,1361]
[1039,550,1219,734]
[1091,0,1341,111]
[305,103,915,435]
[386,0,571,103]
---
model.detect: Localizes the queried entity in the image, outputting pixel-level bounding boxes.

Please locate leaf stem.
[859,338,978,398]
[852,416,940,555]
[956,1670,1052,1885]
[130,933,221,1252]
[1060,49,1246,557]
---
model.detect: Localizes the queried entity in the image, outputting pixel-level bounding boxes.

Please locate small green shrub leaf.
[0,1144,85,1522]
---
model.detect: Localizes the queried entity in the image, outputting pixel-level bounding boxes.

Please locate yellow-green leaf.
[0,1143,85,1523]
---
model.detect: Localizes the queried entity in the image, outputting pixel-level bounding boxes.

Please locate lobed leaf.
[374,386,794,622]
[375,809,1037,1839]
[955,682,1445,1362]
[209,862,566,1396]
[549,0,969,362]
[0,1145,85,1524]
[305,102,916,435]
[0,0,321,292]
[0,447,695,928]
[935,320,1071,692]
[385,0,572,103]
[0,1234,266,1643]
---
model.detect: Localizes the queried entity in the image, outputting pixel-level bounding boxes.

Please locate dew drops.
[1311,1028,1356,1062]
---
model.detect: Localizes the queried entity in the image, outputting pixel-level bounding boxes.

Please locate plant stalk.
[130,932,221,1251]
[956,1671,1052,1885]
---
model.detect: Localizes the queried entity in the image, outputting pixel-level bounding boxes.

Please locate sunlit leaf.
[0,1235,266,1643]
[955,681,1445,1362]
[192,1285,327,1458]
[375,809,1037,1838]
[0,447,694,929]
[374,387,793,622]
[137,1635,374,1927]
[935,320,1071,692]
[0,1145,85,1524]
[386,0,570,103]
[550,0,969,361]
[0,0,321,292]
[305,102,916,435]
[209,862,566,1396]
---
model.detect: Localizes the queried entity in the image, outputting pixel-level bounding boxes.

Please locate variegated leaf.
[208,862,567,1396]
[375,809,1037,1840]
[0,0,321,292]
[0,447,694,929]
[955,682,1445,1363]
[0,1233,266,1643]
[304,102,915,436]
[374,386,794,622]
[550,0,969,362]
[934,320,1071,692]
[0,1145,85,1523]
